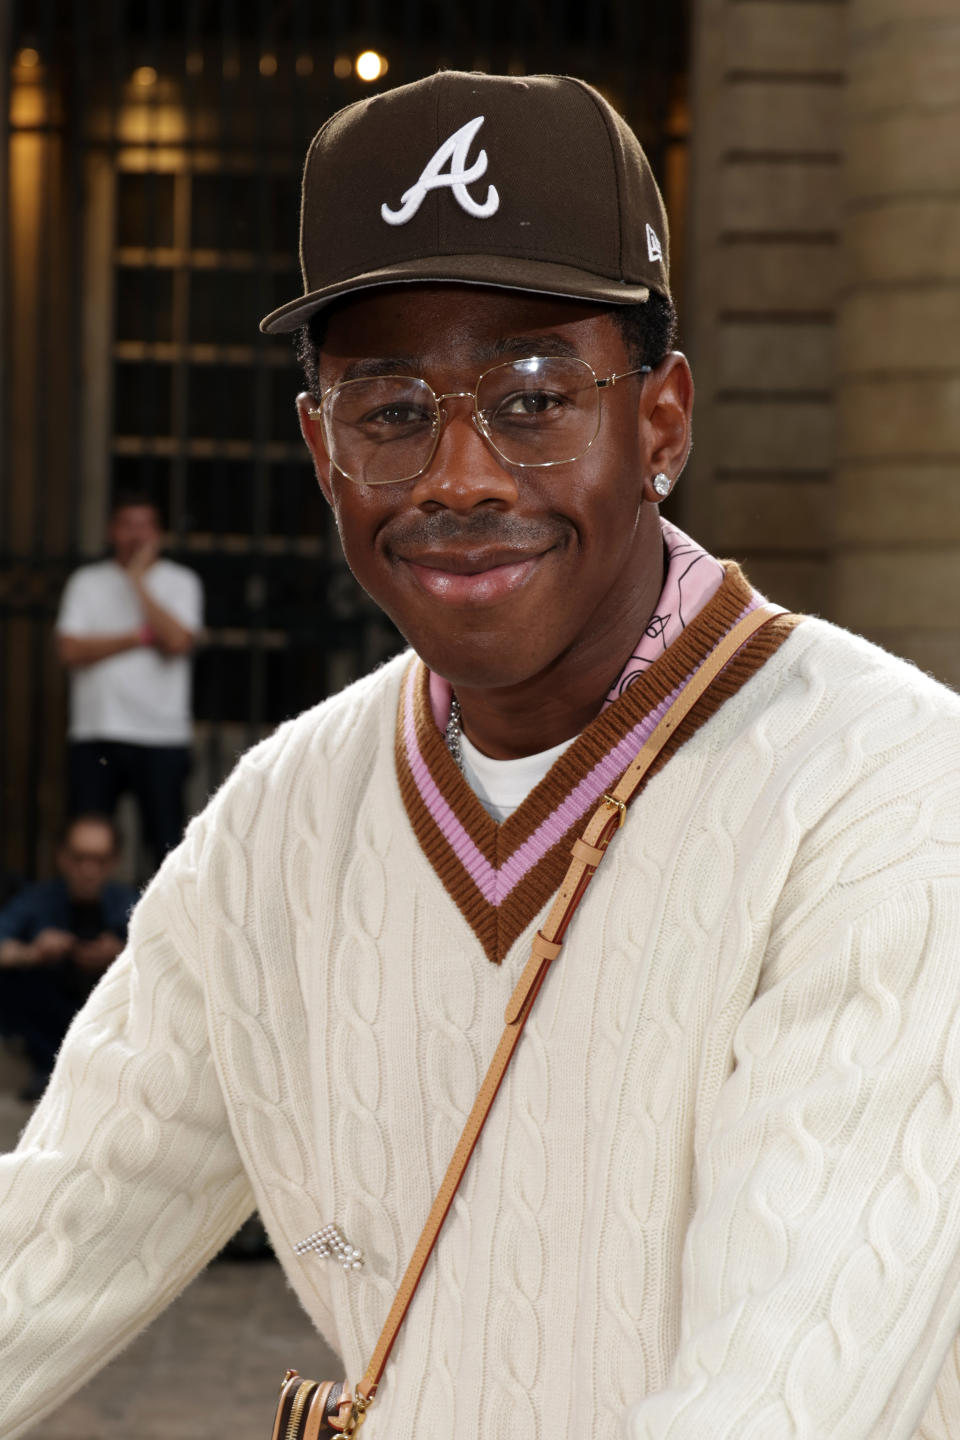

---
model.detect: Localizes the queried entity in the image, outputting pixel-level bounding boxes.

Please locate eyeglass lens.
[322,356,603,485]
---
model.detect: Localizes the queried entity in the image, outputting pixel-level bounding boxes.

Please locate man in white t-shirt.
[55,494,203,866]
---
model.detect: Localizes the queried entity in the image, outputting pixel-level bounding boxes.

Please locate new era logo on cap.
[646,224,663,263]
[381,115,499,226]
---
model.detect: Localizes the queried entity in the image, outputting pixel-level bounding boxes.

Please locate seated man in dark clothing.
[0,814,137,1099]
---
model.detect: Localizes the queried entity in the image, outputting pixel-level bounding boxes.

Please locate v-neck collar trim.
[395,562,800,963]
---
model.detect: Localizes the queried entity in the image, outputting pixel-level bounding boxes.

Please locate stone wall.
[684,0,846,616]
[686,0,959,689]
[836,0,960,687]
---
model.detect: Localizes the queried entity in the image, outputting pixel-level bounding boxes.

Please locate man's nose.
[409,396,518,509]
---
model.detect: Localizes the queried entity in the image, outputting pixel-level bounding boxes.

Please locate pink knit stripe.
[403,670,501,901]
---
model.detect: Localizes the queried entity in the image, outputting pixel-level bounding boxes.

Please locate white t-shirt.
[460,729,576,822]
[56,558,203,745]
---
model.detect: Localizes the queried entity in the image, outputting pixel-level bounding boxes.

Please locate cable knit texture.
[3,616,960,1440]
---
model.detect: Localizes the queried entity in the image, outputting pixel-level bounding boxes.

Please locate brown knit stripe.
[412,666,500,867]
[394,565,802,964]
[395,683,501,959]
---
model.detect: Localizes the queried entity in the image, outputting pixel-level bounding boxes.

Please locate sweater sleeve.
[0,819,254,1440]
[624,742,960,1438]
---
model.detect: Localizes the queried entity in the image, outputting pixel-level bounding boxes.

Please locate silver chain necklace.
[445,694,463,771]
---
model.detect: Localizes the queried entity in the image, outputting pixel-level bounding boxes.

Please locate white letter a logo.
[381,116,500,226]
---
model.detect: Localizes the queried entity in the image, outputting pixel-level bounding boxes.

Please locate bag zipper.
[285,1380,314,1440]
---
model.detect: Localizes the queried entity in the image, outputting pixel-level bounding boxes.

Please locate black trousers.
[68,739,191,866]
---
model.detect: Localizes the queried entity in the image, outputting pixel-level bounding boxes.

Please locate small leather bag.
[271,1377,355,1438]
[270,605,785,1438]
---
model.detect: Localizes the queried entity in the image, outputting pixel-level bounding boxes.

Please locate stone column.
[684,0,846,615]
[836,0,960,686]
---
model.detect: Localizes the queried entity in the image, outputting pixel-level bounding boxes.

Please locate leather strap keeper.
[570,836,606,868]
[505,932,563,1025]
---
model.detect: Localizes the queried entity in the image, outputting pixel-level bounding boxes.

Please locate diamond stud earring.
[652,472,672,498]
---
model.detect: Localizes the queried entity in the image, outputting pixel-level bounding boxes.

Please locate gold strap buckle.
[601,793,626,828]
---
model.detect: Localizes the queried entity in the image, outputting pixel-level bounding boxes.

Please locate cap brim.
[260,253,652,333]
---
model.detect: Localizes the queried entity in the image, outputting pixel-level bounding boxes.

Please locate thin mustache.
[384,511,565,551]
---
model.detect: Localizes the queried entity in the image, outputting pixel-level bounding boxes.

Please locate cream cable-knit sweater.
[3,617,960,1440]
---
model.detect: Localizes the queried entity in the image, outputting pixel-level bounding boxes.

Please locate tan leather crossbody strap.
[358,603,786,1401]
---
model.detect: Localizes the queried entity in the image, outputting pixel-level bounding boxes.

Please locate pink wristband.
[139,625,156,646]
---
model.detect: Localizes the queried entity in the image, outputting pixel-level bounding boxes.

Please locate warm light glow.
[118,70,188,152]
[355,50,387,82]
[16,47,40,69]
[186,51,203,76]
[10,77,45,126]
[296,54,314,77]
[333,54,352,79]
[259,53,277,77]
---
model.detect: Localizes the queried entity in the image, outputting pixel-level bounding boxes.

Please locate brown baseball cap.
[260,70,671,334]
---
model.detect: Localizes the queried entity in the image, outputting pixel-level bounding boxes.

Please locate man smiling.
[3,71,960,1440]
[297,286,678,756]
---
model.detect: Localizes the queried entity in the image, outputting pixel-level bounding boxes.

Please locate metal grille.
[0,0,688,880]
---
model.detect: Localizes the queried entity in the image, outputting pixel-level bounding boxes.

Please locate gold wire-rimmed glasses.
[306,354,651,486]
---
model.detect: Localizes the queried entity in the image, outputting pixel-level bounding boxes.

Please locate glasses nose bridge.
[433,385,478,425]
[433,386,475,406]
[431,386,486,447]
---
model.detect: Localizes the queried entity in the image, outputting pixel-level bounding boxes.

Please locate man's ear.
[296,392,334,506]
[639,352,694,504]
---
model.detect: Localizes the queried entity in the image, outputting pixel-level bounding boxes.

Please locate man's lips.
[398,548,550,604]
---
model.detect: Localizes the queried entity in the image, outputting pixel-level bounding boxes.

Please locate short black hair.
[614,292,678,371]
[295,290,678,401]
[110,491,163,522]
